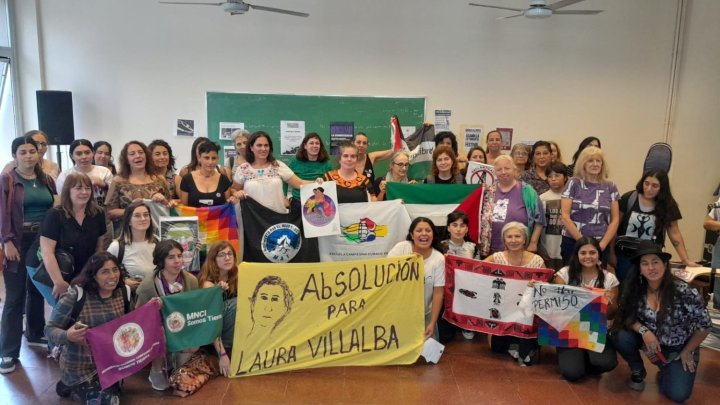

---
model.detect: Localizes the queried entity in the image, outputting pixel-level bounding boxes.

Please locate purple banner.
[86,301,166,389]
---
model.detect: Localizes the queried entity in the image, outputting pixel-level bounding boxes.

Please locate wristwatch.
[638,325,649,336]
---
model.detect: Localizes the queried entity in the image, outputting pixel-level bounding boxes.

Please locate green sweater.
[287,159,333,199]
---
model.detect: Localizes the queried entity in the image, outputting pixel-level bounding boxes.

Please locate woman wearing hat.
[612,240,711,403]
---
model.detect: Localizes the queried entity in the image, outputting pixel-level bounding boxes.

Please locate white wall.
[14,0,720,259]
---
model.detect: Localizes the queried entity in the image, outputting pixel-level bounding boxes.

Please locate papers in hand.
[421,338,445,364]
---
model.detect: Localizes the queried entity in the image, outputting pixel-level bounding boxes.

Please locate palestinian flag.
[390,116,436,180]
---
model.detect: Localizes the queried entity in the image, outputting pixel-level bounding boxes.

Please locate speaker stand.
[56,146,63,172]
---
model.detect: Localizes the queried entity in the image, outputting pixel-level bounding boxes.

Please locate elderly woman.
[510,144,531,172]
[566,136,601,177]
[2,130,60,180]
[45,252,131,404]
[519,141,552,195]
[490,155,544,254]
[233,131,313,213]
[375,150,416,201]
[424,145,464,184]
[612,170,699,282]
[560,146,619,265]
[225,129,249,177]
[612,240,710,402]
[0,136,57,374]
[136,239,199,391]
[324,142,376,204]
[553,237,619,381]
[484,221,545,366]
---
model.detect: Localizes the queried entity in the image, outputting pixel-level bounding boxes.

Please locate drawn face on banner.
[249,276,294,334]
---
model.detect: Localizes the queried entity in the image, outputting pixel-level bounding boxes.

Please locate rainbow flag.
[173,202,240,260]
[535,288,608,353]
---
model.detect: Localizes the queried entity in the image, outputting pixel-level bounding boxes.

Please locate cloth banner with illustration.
[85,302,166,390]
[317,200,411,262]
[161,286,224,352]
[442,255,554,338]
[518,283,608,353]
[229,255,425,377]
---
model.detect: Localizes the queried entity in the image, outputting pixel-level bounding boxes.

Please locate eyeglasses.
[217,252,234,259]
[35,142,48,147]
[393,162,410,168]
[512,152,528,157]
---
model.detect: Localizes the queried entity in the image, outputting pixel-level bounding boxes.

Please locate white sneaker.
[148,369,169,391]
[461,331,475,340]
[0,357,16,374]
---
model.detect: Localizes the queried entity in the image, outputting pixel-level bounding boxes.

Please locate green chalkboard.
[206,92,425,178]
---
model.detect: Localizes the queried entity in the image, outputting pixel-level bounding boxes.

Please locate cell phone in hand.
[74,321,88,330]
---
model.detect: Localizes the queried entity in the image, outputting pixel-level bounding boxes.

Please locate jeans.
[0,231,46,358]
[556,344,618,382]
[613,329,700,403]
[614,251,635,285]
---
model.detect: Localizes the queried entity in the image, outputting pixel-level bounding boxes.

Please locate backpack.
[70,284,133,324]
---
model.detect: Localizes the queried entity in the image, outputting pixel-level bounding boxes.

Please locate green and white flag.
[386,183,479,226]
[161,286,223,352]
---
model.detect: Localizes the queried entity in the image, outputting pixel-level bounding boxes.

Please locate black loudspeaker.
[36,90,75,145]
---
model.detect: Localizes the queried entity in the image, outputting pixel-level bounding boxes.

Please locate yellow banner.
[230,255,425,377]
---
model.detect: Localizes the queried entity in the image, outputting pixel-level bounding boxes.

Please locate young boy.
[539,162,568,270]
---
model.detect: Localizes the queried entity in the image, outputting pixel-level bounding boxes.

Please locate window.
[0,0,18,160]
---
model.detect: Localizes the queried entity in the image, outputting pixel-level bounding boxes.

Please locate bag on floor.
[169,352,219,397]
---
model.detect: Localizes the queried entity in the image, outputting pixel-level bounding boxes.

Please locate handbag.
[614,236,643,256]
[0,174,14,272]
[169,352,218,397]
[32,249,75,287]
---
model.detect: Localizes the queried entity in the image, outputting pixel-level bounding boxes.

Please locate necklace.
[15,169,38,187]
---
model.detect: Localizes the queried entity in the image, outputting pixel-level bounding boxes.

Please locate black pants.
[556,344,618,382]
[491,335,538,360]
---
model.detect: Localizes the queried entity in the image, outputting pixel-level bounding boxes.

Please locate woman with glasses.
[375,150,416,201]
[2,130,60,180]
[107,201,157,291]
[511,144,531,173]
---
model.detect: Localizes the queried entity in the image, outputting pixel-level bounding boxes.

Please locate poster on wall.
[329,122,354,156]
[496,127,513,152]
[281,120,306,156]
[219,122,245,140]
[434,109,452,132]
[463,127,483,152]
[176,119,195,137]
[300,181,341,238]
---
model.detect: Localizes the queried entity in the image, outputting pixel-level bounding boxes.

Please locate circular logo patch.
[302,195,336,227]
[261,223,302,263]
[113,322,144,357]
[165,311,185,333]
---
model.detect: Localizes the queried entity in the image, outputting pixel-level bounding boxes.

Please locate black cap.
[630,240,672,264]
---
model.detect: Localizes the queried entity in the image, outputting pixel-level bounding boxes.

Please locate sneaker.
[462,331,475,340]
[148,369,169,391]
[0,357,16,374]
[56,380,72,398]
[26,336,49,348]
[628,369,646,391]
[507,343,519,360]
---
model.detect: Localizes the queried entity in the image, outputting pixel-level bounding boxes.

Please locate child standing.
[440,210,479,339]
[539,163,568,270]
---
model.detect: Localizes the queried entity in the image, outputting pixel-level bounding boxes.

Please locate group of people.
[0,128,713,403]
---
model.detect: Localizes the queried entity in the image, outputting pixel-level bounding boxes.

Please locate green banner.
[161,286,223,352]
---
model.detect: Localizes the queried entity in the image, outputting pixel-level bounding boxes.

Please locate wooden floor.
[1,287,719,404]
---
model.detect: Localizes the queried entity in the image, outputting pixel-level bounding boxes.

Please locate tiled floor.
[1,289,719,404]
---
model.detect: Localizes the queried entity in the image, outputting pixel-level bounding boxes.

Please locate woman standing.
[39,172,107,302]
[136,240,199,391]
[549,141,563,164]
[388,217,445,340]
[423,146,464,184]
[613,240,710,402]
[484,222,545,366]
[353,132,393,187]
[566,136,601,177]
[520,141,552,195]
[288,133,333,213]
[148,139,179,200]
[553,237,618,381]
[0,136,56,374]
[105,141,171,226]
[560,147,619,264]
[92,141,117,176]
[179,141,235,207]
[45,252,130,404]
[2,130,60,180]
[375,150,416,201]
[198,241,239,377]
[107,201,157,290]
[324,142,376,204]
[225,130,249,177]
[490,155,544,254]
[233,131,312,213]
[485,130,503,163]
[613,170,699,282]
[56,139,113,207]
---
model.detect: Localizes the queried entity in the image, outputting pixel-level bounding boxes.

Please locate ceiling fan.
[158,0,309,17]
[469,0,602,19]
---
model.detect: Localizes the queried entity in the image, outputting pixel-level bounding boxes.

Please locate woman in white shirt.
[107,201,157,290]
[388,217,445,340]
